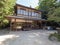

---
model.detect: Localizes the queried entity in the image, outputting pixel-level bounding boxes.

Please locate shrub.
[49,32,60,41]
[0,19,9,29]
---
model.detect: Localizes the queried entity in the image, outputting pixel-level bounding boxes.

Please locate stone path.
[0,30,60,45]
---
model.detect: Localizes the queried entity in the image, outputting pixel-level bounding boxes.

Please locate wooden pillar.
[40,21,43,29]
[14,18,17,31]
[10,19,12,31]
[31,10,32,17]
[28,9,29,16]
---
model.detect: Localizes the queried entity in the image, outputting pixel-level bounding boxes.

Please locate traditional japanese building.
[6,4,46,31]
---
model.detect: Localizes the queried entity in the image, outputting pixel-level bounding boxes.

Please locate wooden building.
[6,4,46,31]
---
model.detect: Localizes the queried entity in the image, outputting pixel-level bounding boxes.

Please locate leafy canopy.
[38,0,60,22]
[0,0,16,28]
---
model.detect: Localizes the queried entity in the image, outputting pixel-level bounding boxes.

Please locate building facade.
[6,4,46,31]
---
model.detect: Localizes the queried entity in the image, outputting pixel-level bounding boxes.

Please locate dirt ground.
[0,30,60,45]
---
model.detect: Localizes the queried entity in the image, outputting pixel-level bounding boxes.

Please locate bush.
[49,32,60,41]
[58,34,60,41]
[0,19,9,29]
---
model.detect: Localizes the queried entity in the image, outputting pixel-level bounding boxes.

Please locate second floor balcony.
[16,9,41,19]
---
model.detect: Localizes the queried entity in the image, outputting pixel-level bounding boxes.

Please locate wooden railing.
[17,14,41,19]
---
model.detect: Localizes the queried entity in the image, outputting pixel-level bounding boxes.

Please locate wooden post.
[40,21,43,29]
[10,19,12,31]
[14,18,17,31]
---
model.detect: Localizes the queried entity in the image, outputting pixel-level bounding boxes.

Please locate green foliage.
[38,0,60,22]
[38,0,57,19]
[48,7,60,22]
[35,6,39,9]
[49,33,60,41]
[2,0,16,15]
[38,0,57,12]
[0,0,16,29]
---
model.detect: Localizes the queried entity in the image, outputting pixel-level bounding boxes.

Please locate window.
[32,12,35,16]
[23,10,26,15]
[20,9,24,15]
[20,9,22,14]
[17,8,26,15]
[17,9,24,15]
[38,14,41,18]
[35,13,37,17]
[17,9,20,14]
[29,11,32,16]
[36,13,39,17]
[34,12,38,17]
[25,11,28,16]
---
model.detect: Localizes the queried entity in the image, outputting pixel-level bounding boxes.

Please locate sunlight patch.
[0,35,19,45]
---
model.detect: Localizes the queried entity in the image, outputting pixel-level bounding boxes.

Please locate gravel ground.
[0,30,60,45]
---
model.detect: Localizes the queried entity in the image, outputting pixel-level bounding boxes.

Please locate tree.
[39,0,57,11]
[38,0,60,34]
[0,0,16,28]
[38,0,57,19]
[35,6,39,9]
[48,7,60,22]
[38,0,60,21]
